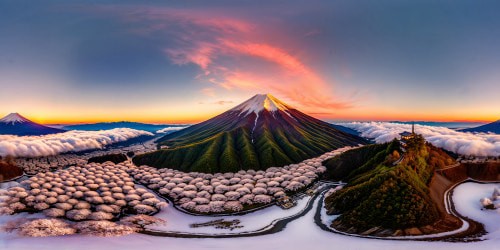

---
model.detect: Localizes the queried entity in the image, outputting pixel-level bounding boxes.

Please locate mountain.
[460,119,500,134]
[389,121,486,130]
[330,124,362,136]
[133,94,367,173]
[63,121,187,134]
[0,113,65,136]
[323,136,459,235]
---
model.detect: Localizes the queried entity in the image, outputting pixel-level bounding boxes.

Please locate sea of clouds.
[340,122,500,157]
[0,128,153,158]
[156,126,188,134]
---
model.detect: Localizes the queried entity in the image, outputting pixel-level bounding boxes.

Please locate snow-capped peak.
[0,113,31,125]
[231,94,291,115]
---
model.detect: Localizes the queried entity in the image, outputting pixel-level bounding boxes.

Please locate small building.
[276,196,296,209]
[399,131,413,141]
[399,123,416,142]
[305,188,316,196]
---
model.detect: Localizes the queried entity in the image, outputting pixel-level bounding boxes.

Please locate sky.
[0,0,499,124]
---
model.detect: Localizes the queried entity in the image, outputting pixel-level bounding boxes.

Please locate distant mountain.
[0,113,65,136]
[460,119,500,134]
[63,121,187,134]
[388,121,486,130]
[331,124,361,136]
[134,94,368,173]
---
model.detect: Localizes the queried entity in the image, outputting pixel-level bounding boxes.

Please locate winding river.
[140,180,486,241]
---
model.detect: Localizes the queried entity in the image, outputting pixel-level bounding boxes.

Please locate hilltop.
[133,94,367,173]
[323,135,460,235]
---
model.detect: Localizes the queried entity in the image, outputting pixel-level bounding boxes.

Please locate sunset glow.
[3,1,500,248]
[1,1,499,124]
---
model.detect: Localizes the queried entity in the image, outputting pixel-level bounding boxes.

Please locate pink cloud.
[83,5,353,114]
[222,41,310,73]
[219,70,351,112]
[165,42,215,72]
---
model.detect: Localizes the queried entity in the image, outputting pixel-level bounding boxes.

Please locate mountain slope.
[323,136,457,234]
[0,157,23,181]
[461,119,500,134]
[133,94,367,173]
[63,121,186,134]
[0,113,65,136]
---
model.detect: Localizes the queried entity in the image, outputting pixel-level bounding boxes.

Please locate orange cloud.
[87,5,352,114]
[221,41,312,76]
[219,70,351,113]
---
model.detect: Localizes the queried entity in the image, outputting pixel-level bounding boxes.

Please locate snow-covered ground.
[453,182,500,240]
[2,182,500,250]
[0,181,20,190]
[148,195,310,234]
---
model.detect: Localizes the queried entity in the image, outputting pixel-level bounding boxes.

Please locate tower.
[412,122,415,134]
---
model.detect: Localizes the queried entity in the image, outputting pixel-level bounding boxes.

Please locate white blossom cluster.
[15,155,87,175]
[15,218,77,237]
[324,185,344,198]
[128,148,350,214]
[5,214,165,237]
[0,162,167,220]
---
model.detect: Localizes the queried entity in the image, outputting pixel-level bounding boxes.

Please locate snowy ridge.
[231,94,290,115]
[0,113,31,125]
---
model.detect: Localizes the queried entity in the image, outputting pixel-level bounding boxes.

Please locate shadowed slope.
[461,119,500,134]
[323,137,458,234]
[134,94,367,173]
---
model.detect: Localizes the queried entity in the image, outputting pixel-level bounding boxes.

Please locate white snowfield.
[0,113,30,125]
[147,190,311,234]
[453,182,500,240]
[231,93,294,118]
[2,181,500,250]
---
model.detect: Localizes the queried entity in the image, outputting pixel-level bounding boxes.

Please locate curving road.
[141,184,334,238]
[140,180,487,241]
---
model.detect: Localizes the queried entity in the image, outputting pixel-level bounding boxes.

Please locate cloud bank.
[0,128,153,158]
[340,122,500,157]
[156,126,188,134]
